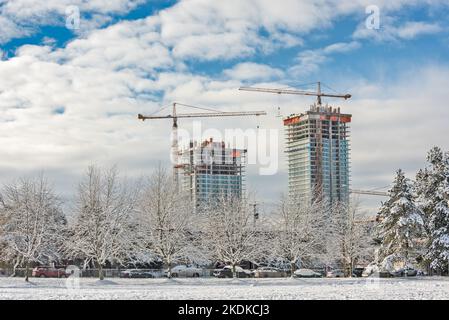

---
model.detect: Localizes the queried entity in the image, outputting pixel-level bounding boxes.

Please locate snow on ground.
[1,277,449,300]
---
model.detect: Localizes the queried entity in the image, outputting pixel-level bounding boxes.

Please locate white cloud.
[289,41,360,76]
[323,41,361,54]
[354,18,443,42]
[0,15,32,43]
[223,62,284,81]
[0,0,145,43]
[396,22,442,39]
[347,66,449,194]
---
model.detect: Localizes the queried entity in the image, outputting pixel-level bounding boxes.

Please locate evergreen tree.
[415,147,445,237]
[378,169,424,268]
[425,150,449,273]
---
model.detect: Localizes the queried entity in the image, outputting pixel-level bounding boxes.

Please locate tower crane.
[239,82,351,106]
[240,82,351,203]
[138,102,266,185]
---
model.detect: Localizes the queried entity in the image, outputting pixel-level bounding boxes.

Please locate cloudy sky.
[1,0,448,213]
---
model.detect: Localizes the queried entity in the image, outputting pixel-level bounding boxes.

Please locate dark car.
[379,269,413,278]
[120,269,156,278]
[394,267,418,277]
[213,266,252,278]
[389,269,405,277]
[352,267,365,277]
[32,266,69,278]
[326,269,345,278]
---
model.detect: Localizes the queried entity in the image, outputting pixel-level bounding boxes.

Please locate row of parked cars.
[27,264,422,279]
[121,265,203,278]
[214,266,323,278]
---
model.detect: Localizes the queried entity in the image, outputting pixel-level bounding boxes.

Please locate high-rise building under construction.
[283,105,351,205]
[176,138,246,206]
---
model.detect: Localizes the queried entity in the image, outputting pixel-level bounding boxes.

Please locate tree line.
[0,165,374,281]
[1,146,446,282]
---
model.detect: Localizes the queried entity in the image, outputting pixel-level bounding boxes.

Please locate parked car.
[379,270,393,278]
[253,267,286,278]
[326,269,345,278]
[352,267,365,277]
[362,263,379,277]
[166,265,203,278]
[293,268,322,278]
[389,269,405,277]
[32,266,69,278]
[120,269,157,278]
[213,266,252,278]
[403,267,418,277]
[387,267,418,277]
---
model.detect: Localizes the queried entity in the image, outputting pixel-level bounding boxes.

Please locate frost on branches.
[268,195,329,275]
[138,167,199,278]
[66,166,140,280]
[378,169,424,270]
[418,148,449,273]
[0,176,66,281]
[199,193,260,278]
[332,200,375,276]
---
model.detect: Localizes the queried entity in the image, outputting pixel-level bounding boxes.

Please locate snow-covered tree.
[269,195,328,275]
[332,200,375,276]
[377,169,424,269]
[200,193,260,278]
[0,175,66,281]
[138,167,197,278]
[66,165,140,280]
[415,147,446,238]
[423,150,449,273]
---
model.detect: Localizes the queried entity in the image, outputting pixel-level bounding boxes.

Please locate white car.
[362,263,379,277]
[293,268,322,278]
[253,267,286,278]
[167,265,203,278]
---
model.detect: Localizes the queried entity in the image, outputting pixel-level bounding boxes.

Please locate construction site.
[138,83,387,211]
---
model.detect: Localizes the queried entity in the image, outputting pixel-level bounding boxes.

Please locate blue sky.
[1,0,449,212]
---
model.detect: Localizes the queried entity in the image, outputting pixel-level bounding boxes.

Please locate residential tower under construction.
[283,104,351,205]
[176,138,246,206]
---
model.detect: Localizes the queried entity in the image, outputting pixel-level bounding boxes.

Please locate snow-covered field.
[1,277,449,300]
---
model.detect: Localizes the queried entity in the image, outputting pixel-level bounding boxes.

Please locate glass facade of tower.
[177,138,246,206]
[284,105,351,205]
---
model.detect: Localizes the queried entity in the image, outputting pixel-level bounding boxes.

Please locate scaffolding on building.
[177,138,247,206]
[284,104,352,205]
